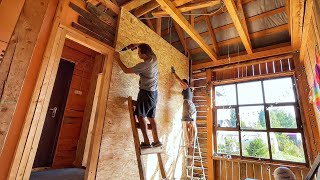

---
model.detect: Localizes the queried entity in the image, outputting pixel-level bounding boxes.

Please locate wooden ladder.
[127,96,167,180]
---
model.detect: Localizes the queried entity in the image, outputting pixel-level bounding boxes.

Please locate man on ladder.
[116,43,162,148]
[172,67,206,180]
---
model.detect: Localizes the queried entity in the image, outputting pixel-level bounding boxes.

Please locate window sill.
[212,155,309,170]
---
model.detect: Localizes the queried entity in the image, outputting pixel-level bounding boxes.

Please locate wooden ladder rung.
[135,122,152,130]
[140,146,165,155]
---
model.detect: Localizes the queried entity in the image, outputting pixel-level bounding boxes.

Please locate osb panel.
[96,9,188,180]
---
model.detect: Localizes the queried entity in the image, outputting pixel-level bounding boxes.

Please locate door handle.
[49,107,58,118]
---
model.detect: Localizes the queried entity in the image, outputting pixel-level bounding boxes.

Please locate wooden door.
[33,59,75,168]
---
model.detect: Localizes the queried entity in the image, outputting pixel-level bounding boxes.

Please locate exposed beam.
[203,8,219,55]
[134,0,193,17]
[186,24,288,54]
[122,0,151,11]
[285,0,291,35]
[162,7,286,36]
[144,14,155,31]
[192,45,293,70]
[236,0,250,38]
[299,0,314,61]
[224,0,253,54]
[97,0,120,14]
[173,21,188,53]
[156,18,162,35]
[152,1,220,17]
[290,0,303,50]
[155,0,217,61]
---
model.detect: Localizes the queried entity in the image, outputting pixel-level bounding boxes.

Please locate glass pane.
[217,131,240,155]
[264,77,295,103]
[215,84,237,106]
[241,132,269,159]
[239,106,266,130]
[270,132,305,163]
[237,81,263,105]
[217,109,237,128]
[269,106,297,128]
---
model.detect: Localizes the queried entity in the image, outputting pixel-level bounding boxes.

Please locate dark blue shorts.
[134,89,158,118]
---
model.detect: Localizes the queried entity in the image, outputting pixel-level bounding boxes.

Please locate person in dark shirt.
[171,67,197,147]
[116,43,162,149]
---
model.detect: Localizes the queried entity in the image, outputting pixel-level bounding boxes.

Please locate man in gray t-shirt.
[116,43,162,149]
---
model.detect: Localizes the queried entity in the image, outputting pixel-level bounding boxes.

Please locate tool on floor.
[127,96,166,180]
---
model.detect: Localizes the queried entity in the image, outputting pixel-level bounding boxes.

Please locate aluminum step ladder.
[181,122,206,180]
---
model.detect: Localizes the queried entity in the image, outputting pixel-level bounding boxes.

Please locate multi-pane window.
[214,77,307,163]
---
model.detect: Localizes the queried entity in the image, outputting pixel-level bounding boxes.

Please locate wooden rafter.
[122,0,151,11]
[134,1,159,17]
[299,0,314,61]
[152,1,220,17]
[162,7,286,36]
[96,0,120,14]
[285,0,291,35]
[224,0,252,54]
[144,14,155,31]
[173,21,188,53]
[155,0,217,61]
[203,8,219,55]
[156,18,162,35]
[290,0,303,50]
[185,24,288,54]
[236,0,250,38]
[134,0,193,17]
[192,45,293,70]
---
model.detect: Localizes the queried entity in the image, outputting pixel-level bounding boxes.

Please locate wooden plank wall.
[303,0,320,139]
[51,39,98,167]
[192,56,314,180]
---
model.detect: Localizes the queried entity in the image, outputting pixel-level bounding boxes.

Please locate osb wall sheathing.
[96,9,189,179]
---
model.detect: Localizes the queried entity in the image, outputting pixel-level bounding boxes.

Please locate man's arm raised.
[115,52,134,74]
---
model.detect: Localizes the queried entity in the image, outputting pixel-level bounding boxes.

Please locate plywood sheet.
[96,9,189,180]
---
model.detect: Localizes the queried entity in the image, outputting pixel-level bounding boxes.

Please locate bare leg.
[147,117,161,143]
[187,122,193,146]
[137,116,150,145]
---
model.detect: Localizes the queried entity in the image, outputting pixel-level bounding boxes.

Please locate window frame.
[213,76,308,165]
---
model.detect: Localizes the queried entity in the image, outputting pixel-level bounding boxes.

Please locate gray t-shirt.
[132,55,158,91]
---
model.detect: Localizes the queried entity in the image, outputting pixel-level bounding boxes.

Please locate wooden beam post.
[122,0,151,11]
[173,21,187,54]
[155,0,217,61]
[144,14,155,31]
[206,69,214,180]
[85,52,114,180]
[293,53,320,163]
[152,1,220,17]
[156,18,162,35]
[299,0,314,62]
[224,0,253,54]
[290,0,303,51]
[203,8,219,55]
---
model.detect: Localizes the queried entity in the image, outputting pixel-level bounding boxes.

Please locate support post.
[206,69,214,179]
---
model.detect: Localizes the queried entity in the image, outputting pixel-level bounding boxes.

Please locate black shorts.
[134,89,158,118]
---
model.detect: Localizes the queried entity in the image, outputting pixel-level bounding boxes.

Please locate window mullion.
[261,80,273,161]
[235,83,242,157]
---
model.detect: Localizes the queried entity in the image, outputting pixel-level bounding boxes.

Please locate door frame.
[8,14,114,180]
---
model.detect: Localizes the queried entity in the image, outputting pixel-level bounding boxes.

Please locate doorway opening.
[31,39,102,179]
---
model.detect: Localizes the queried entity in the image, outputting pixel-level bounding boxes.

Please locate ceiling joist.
[173,21,188,53]
[152,1,221,17]
[224,0,253,54]
[155,0,217,61]
[122,0,151,11]
[134,0,193,17]
[203,8,219,55]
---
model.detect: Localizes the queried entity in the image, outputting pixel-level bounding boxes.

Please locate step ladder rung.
[186,166,204,170]
[186,155,201,159]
